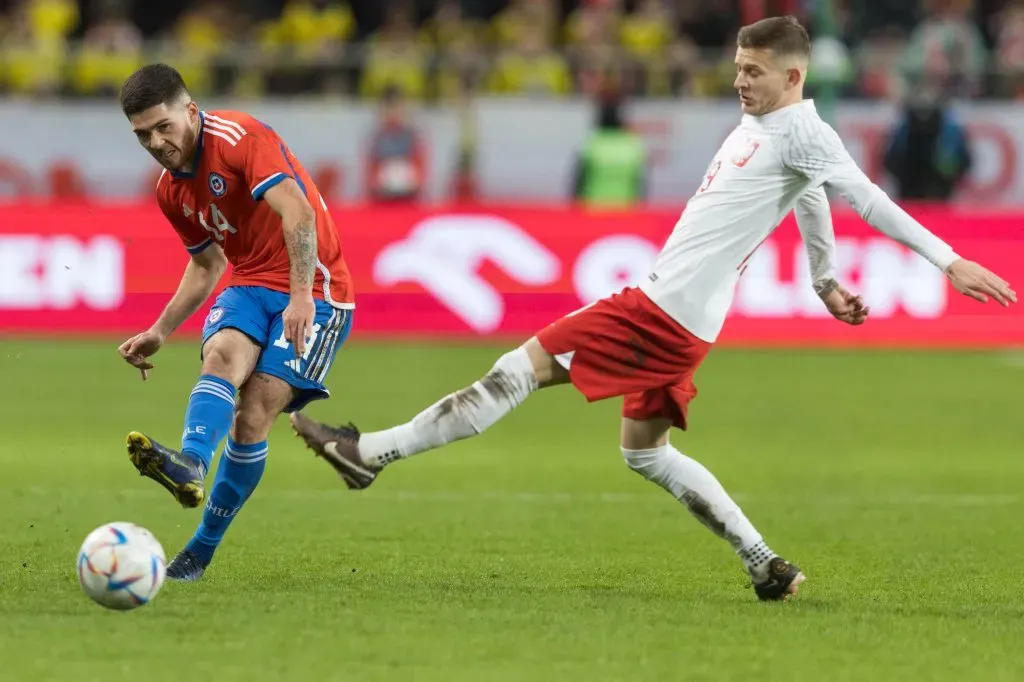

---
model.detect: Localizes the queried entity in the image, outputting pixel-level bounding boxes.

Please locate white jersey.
[639,99,959,343]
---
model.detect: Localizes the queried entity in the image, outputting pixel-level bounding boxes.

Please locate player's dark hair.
[119,64,190,117]
[737,15,811,59]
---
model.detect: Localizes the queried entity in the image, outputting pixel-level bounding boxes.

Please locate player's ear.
[185,100,199,123]
[786,66,802,89]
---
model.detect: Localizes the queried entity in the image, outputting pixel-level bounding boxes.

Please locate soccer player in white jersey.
[290,16,1015,600]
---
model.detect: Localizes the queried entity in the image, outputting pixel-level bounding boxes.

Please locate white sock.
[360,347,538,468]
[621,444,776,579]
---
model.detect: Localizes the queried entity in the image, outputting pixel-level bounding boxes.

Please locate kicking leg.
[619,417,805,601]
[290,337,567,489]
[167,372,291,581]
[126,329,259,508]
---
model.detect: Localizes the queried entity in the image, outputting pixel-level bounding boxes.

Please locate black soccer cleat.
[752,557,805,601]
[165,549,206,582]
[289,412,381,490]
[126,431,206,509]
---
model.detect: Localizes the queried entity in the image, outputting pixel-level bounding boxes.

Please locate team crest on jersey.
[208,172,227,197]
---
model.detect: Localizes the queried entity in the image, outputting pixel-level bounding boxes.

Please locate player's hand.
[118,328,165,381]
[945,259,1016,306]
[283,293,316,358]
[822,284,870,326]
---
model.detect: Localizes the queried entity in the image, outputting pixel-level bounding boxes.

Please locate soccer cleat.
[289,412,381,490]
[126,431,206,509]
[165,549,206,582]
[752,556,805,601]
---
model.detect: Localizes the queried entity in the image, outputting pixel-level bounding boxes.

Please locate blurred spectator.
[365,86,427,203]
[70,0,142,96]
[855,26,908,100]
[29,0,78,40]
[569,0,639,96]
[1,0,78,97]
[805,28,855,101]
[434,31,487,100]
[491,0,556,49]
[576,37,639,97]
[488,28,572,96]
[572,95,646,207]
[450,68,480,202]
[901,0,987,97]
[1,0,1022,101]
[992,0,1024,98]
[260,0,353,59]
[621,0,674,60]
[564,0,622,47]
[676,0,737,49]
[425,0,488,100]
[154,1,237,98]
[882,89,972,202]
[421,0,482,50]
[689,35,737,97]
[644,32,700,96]
[175,0,231,58]
[258,0,352,95]
[360,4,428,99]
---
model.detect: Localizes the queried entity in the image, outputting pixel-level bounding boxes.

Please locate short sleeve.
[777,113,855,186]
[229,132,295,201]
[156,176,213,255]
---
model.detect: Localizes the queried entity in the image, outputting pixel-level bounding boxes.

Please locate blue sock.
[186,439,268,566]
[181,374,236,474]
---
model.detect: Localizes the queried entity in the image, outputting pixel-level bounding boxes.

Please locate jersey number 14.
[198,204,237,242]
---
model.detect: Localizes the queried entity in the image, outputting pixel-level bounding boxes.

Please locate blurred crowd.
[2,0,1024,101]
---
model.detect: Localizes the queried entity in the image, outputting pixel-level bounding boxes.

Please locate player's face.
[129,101,200,171]
[733,47,792,116]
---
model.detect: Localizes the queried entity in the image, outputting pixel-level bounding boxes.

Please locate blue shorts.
[201,286,353,413]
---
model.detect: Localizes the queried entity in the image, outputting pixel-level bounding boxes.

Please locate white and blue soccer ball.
[77,522,167,610]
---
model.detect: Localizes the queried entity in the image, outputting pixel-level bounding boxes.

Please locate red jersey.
[156,110,354,309]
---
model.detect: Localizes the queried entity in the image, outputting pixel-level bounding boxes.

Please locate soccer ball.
[77,522,167,610]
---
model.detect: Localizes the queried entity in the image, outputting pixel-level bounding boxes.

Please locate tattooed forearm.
[284,215,317,293]
[813,277,839,298]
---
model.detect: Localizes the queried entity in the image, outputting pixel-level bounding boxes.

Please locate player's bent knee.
[618,446,675,483]
[521,338,569,388]
[620,445,669,477]
[201,330,259,386]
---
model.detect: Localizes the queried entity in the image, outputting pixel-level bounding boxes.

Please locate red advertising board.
[0,202,1021,347]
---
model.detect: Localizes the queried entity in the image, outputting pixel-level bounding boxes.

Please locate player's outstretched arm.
[263,178,317,358]
[118,244,227,380]
[782,117,1015,307]
[823,166,1015,306]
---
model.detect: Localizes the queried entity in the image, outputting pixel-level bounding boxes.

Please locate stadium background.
[3,2,1024,681]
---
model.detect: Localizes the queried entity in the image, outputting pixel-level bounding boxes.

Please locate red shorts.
[535,287,712,430]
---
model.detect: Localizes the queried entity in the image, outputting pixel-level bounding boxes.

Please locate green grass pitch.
[1,339,1023,681]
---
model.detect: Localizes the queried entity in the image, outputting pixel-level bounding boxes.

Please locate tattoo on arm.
[813,277,839,298]
[285,215,317,292]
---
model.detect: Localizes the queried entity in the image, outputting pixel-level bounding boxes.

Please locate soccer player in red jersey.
[115,64,355,581]
[290,17,1016,600]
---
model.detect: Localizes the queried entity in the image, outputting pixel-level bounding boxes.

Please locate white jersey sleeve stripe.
[204,119,243,143]
[205,114,247,136]
[203,128,238,147]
